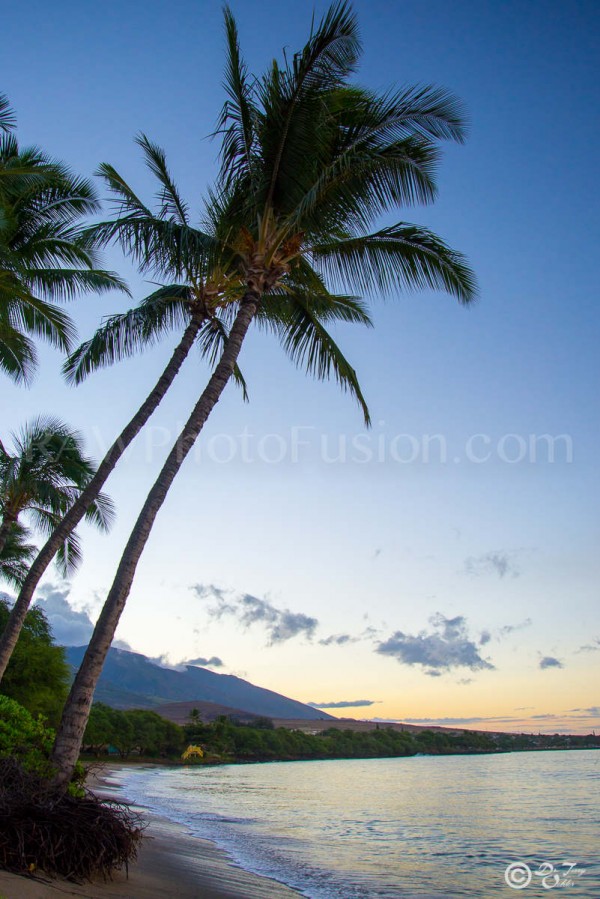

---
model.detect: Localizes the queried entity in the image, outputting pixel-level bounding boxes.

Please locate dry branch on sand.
[0,758,144,881]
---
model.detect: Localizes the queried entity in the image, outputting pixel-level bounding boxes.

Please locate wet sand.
[0,766,301,899]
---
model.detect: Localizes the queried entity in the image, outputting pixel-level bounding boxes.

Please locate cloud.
[498,619,532,637]
[464,550,520,579]
[193,584,318,644]
[568,707,600,716]
[34,584,94,646]
[539,656,564,670]
[307,699,378,709]
[319,633,356,646]
[376,614,494,675]
[577,637,600,653]
[185,656,224,668]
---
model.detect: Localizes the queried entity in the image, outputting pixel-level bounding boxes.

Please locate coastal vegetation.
[82,709,600,764]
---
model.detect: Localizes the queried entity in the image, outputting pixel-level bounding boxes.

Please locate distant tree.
[0,598,69,726]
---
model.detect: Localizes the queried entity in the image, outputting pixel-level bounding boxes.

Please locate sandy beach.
[0,766,301,899]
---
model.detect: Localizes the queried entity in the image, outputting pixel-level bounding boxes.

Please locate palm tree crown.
[0,93,127,384]
[0,417,114,575]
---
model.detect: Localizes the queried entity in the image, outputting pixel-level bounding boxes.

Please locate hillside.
[66,646,333,721]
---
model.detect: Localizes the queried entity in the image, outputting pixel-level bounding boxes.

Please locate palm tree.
[0,417,114,571]
[0,94,125,384]
[50,0,476,790]
[0,127,367,687]
[0,137,252,687]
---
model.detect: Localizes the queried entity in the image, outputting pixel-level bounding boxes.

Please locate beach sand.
[0,766,302,899]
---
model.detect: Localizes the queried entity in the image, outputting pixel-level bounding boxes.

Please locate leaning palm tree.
[50,0,476,789]
[0,93,125,384]
[0,138,249,687]
[0,418,114,574]
[0,127,369,686]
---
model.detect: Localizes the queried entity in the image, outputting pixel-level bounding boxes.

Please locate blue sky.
[2,0,599,732]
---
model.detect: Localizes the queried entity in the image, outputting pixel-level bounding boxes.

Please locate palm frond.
[216,7,258,188]
[63,285,193,384]
[0,94,16,134]
[269,290,371,425]
[311,223,477,303]
[196,316,249,402]
[55,528,82,577]
[136,134,190,225]
[83,490,115,533]
[0,318,37,384]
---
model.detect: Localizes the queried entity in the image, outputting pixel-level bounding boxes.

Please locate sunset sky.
[2,0,598,734]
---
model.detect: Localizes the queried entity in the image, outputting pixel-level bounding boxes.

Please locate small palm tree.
[0,417,114,564]
[50,1,476,790]
[0,93,126,384]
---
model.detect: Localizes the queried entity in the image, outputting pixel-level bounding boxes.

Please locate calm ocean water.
[118,750,599,898]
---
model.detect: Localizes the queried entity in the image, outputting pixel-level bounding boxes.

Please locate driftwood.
[0,758,144,881]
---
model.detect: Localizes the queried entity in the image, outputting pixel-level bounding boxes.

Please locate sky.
[1,0,599,734]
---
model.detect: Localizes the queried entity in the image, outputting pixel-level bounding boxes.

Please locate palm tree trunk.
[50,294,259,792]
[0,312,205,683]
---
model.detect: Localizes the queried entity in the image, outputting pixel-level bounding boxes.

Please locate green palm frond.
[83,490,115,533]
[89,162,218,281]
[267,290,371,425]
[217,7,258,188]
[63,285,193,384]
[0,123,127,383]
[0,317,37,384]
[196,316,249,402]
[311,223,477,303]
[0,521,36,588]
[136,134,190,225]
[1,293,75,352]
[55,527,82,578]
[0,95,15,134]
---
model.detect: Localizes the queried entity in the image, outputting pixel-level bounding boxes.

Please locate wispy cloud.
[185,656,224,668]
[539,656,564,670]
[307,699,378,709]
[577,637,600,653]
[479,619,531,646]
[376,614,494,676]
[319,633,357,646]
[464,550,521,579]
[192,584,318,645]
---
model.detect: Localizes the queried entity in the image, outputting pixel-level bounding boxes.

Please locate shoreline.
[0,764,302,899]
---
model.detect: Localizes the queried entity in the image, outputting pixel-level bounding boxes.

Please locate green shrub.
[0,694,54,777]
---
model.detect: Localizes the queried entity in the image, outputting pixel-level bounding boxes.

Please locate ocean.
[117,750,599,898]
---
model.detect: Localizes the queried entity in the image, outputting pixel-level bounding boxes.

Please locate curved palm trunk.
[50,294,259,792]
[0,313,205,683]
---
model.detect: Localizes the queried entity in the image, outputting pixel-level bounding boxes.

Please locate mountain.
[66,646,333,721]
